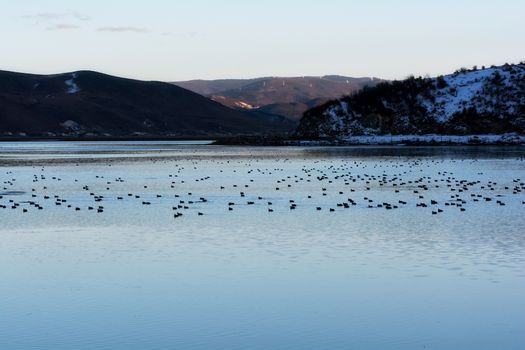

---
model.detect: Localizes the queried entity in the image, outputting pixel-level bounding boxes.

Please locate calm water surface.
[1,142,524,350]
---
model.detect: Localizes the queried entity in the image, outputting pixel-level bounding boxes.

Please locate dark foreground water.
[1,142,524,349]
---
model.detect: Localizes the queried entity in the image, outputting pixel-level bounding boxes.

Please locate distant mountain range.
[0,70,294,137]
[174,76,382,122]
[297,63,525,140]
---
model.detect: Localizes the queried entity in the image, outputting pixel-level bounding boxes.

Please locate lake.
[1,142,524,350]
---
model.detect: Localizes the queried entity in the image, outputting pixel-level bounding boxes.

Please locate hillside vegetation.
[297,64,525,139]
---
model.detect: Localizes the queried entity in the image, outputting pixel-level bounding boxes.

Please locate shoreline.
[213,134,525,146]
[0,133,523,146]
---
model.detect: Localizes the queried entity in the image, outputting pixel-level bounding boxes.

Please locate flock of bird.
[1,156,524,219]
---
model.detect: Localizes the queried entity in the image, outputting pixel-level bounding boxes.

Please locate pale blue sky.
[1,0,524,81]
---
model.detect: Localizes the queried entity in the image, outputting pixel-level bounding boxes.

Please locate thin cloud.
[72,12,91,21]
[162,31,200,38]
[98,26,150,33]
[46,24,80,31]
[23,12,64,22]
[23,12,91,23]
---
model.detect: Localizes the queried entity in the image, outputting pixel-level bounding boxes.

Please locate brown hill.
[174,76,382,122]
[0,70,294,137]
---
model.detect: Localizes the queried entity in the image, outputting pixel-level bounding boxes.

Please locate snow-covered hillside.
[297,63,525,140]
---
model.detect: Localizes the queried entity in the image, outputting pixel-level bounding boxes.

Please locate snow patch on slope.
[433,69,496,122]
[65,73,80,94]
[420,67,521,123]
[321,101,348,136]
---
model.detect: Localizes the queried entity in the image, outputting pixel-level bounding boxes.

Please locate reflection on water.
[0,142,524,350]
